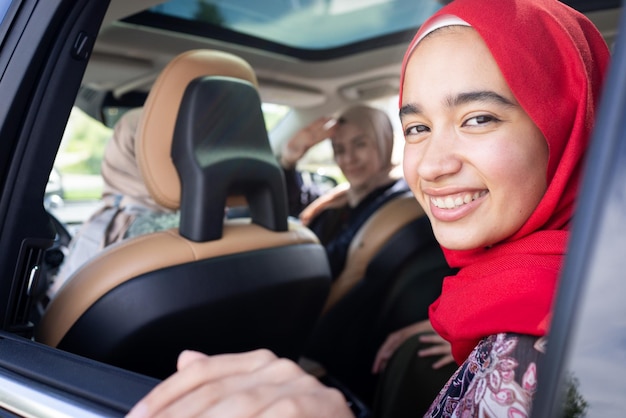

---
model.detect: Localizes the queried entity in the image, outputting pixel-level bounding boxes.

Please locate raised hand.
[280,116,336,169]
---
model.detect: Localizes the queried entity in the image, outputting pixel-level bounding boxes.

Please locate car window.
[531,6,626,417]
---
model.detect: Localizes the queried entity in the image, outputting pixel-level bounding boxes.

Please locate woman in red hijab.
[399,0,608,415]
[127,1,610,417]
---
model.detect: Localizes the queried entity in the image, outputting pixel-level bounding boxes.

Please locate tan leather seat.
[35,50,331,379]
[322,191,426,312]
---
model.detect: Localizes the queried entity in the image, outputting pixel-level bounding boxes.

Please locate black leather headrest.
[172,76,289,242]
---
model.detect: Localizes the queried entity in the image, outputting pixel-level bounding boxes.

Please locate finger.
[407,320,433,334]
[323,117,338,130]
[307,125,334,145]
[372,348,389,374]
[310,116,334,129]
[372,337,400,373]
[158,357,316,418]
[256,380,352,418]
[127,349,277,418]
[177,349,210,370]
[432,355,455,370]
[207,371,338,418]
[418,333,447,344]
[305,117,332,136]
[372,355,387,374]
[418,344,451,358]
[420,331,447,343]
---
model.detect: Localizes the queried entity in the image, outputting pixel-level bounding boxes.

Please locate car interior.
[35,48,333,381]
[0,0,623,416]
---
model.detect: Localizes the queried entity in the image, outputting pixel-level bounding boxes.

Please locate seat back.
[304,192,453,403]
[36,50,331,379]
[322,191,426,312]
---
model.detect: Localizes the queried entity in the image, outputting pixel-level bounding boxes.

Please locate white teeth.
[431,191,486,209]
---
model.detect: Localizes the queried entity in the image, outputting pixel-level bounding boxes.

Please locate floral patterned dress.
[424,333,547,418]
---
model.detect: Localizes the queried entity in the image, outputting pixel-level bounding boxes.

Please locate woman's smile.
[427,189,489,222]
[430,190,488,210]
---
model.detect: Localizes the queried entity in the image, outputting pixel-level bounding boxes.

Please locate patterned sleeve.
[424,333,546,418]
[125,212,181,238]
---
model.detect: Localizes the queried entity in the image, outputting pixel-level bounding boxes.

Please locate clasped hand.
[126,349,354,418]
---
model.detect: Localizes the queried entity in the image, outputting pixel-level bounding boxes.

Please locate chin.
[433,230,483,251]
[347,179,366,190]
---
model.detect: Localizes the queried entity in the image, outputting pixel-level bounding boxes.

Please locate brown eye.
[463,115,499,126]
[404,124,429,136]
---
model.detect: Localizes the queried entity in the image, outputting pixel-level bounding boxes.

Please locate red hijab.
[399,0,610,363]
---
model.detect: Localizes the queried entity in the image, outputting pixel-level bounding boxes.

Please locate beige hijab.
[101,108,168,212]
[98,107,173,245]
[300,105,398,225]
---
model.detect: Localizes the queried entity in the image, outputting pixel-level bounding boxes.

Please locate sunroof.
[125,0,619,60]
[125,0,443,59]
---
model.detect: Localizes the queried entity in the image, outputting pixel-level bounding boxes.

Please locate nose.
[336,146,357,166]
[415,129,462,182]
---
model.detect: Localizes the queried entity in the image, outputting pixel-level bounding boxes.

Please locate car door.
[0,1,158,416]
[532,6,626,418]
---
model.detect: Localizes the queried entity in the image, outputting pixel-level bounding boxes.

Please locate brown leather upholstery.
[37,220,319,347]
[136,50,258,210]
[322,192,425,312]
[35,50,330,377]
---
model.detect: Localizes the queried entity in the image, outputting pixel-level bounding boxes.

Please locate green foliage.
[56,108,111,175]
[53,108,111,201]
[563,374,588,418]
[263,104,290,131]
[195,1,225,25]
[53,104,293,201]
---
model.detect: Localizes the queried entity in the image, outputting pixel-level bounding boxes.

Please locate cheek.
[360,147,382,170]
[490,133,547,190]
[402,143,418,177]
[402,144,423,193]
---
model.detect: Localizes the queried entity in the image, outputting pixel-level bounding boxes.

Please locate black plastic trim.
[0,331,158,416]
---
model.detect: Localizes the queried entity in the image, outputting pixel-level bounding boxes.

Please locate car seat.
[321,190,427,312]
[303,191,454,405]
[35,50,331,379]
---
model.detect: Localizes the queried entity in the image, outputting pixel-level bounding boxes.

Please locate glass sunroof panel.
[149,0,443,50]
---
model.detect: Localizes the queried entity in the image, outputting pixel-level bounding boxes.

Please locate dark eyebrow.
[399,90,516,121]
[399,103,422,120]
[447,91,516,108]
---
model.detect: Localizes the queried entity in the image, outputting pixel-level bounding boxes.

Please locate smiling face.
[401,26,549,250]
[332,121,384,190]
